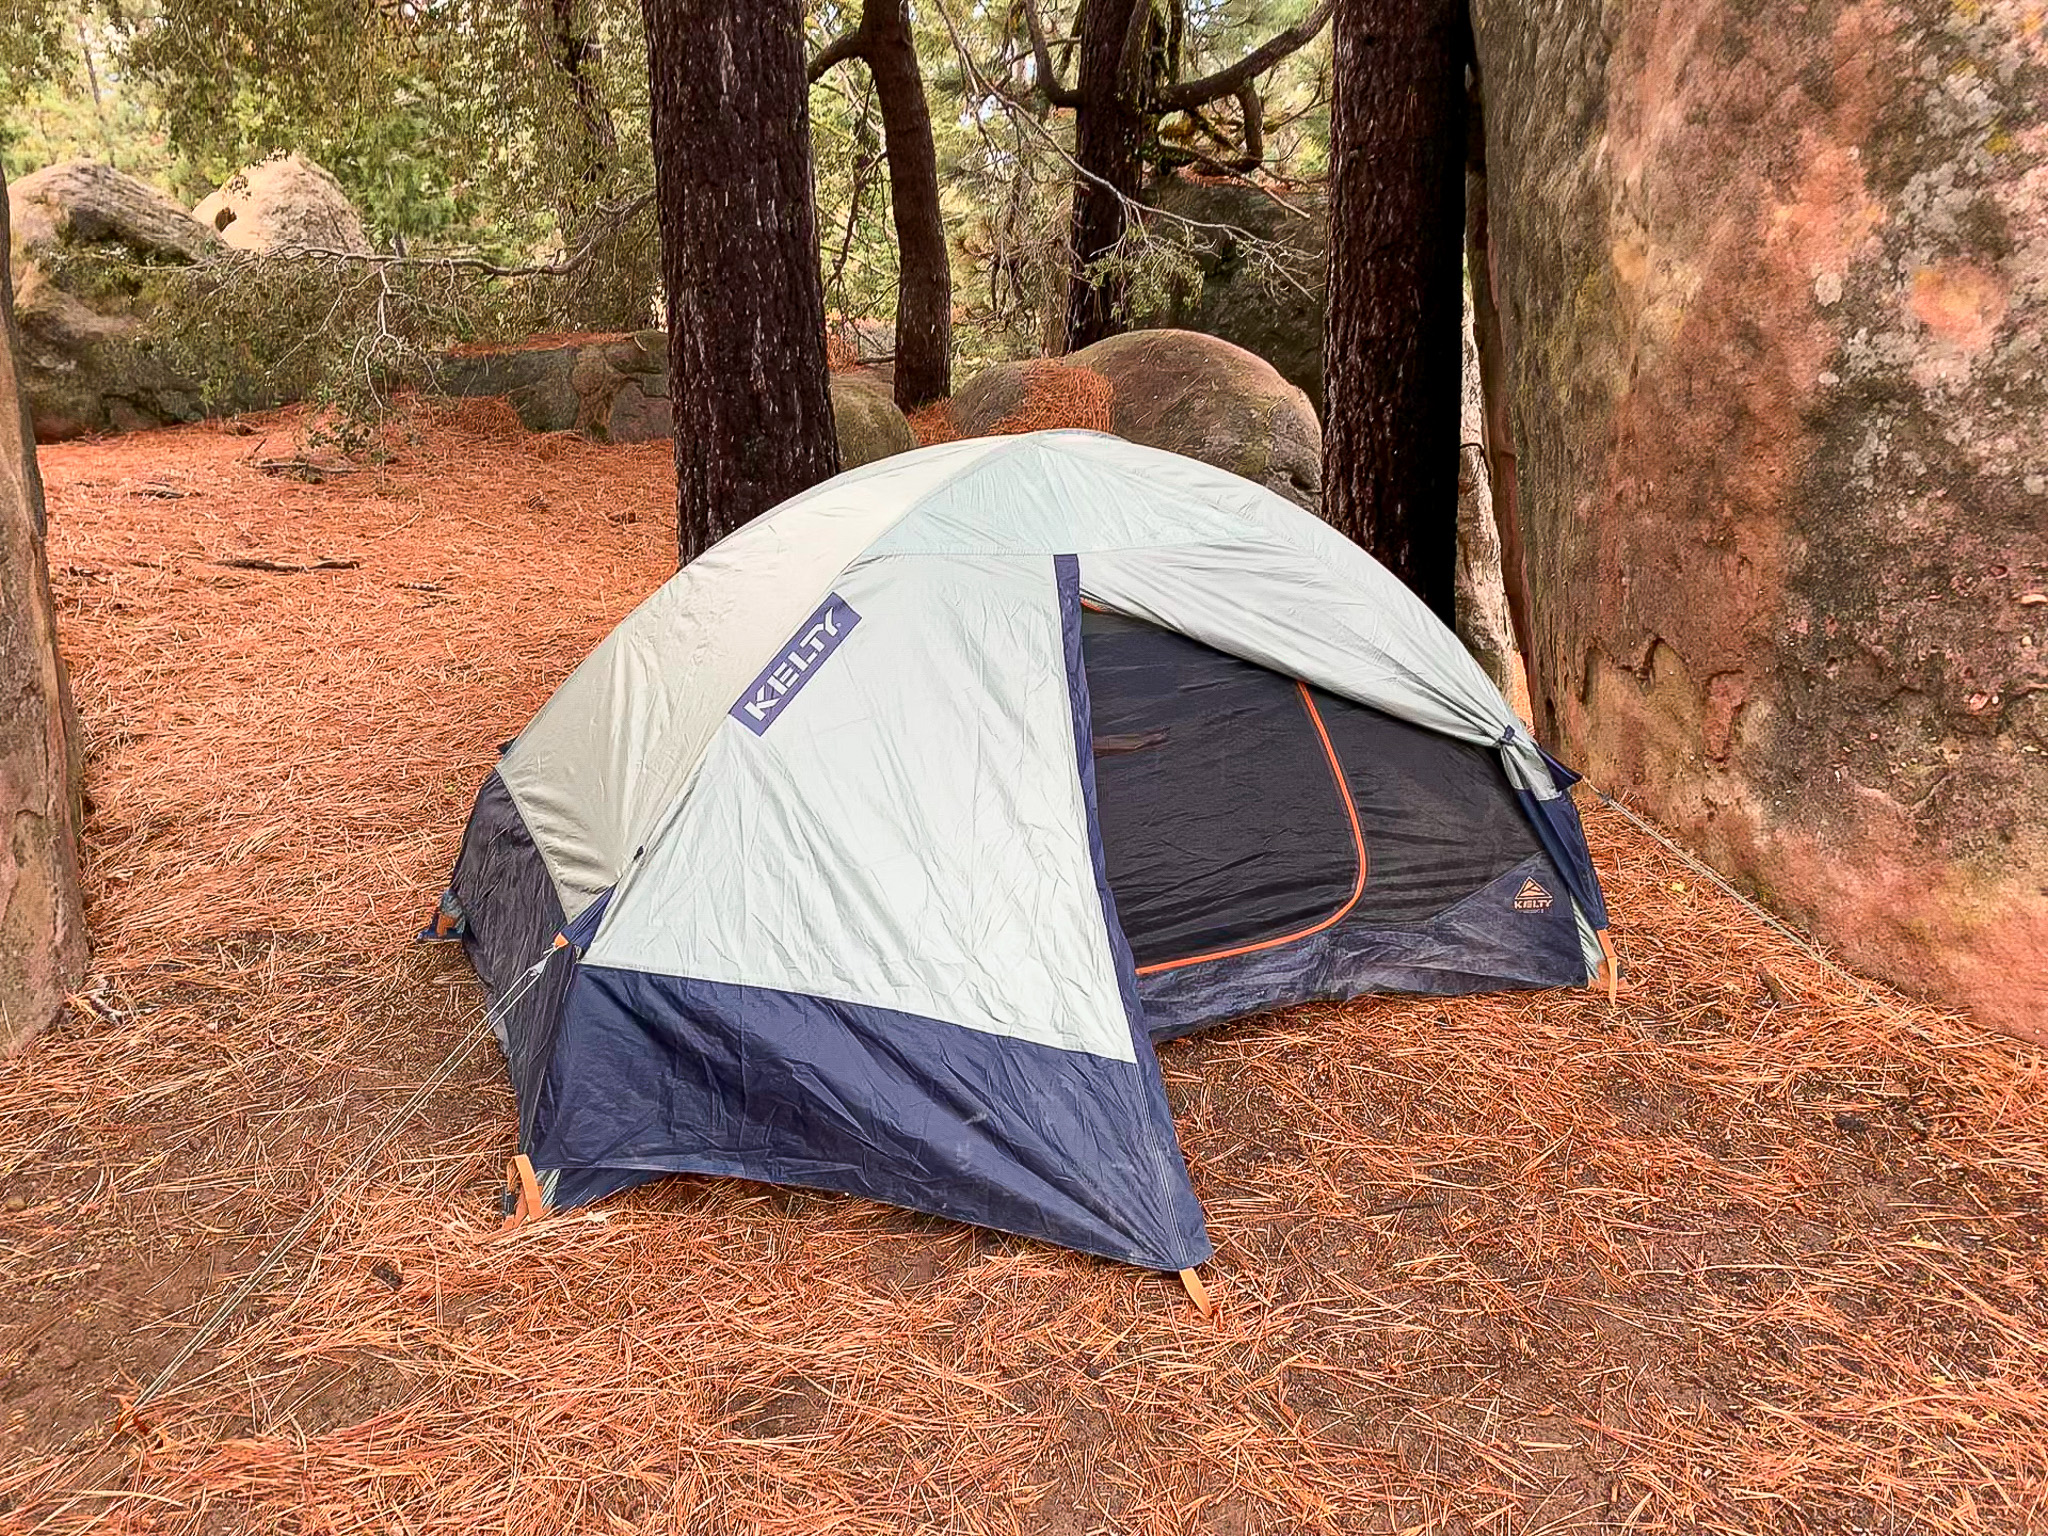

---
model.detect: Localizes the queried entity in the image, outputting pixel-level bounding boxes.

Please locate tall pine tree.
[1024,0,1334,352]
[1321,0,1468,620]
[643,0,840,562]
[810,0,954,408]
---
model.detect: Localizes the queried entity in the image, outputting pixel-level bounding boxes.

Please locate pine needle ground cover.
[1,401,2043,1534]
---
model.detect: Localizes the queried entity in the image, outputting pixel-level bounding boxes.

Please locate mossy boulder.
[432,335,918,468]
[830,372,917,468]
[436,331,669,439]
[945,359,1071,435]
[948,331,1321,510]
[7,160,222,440]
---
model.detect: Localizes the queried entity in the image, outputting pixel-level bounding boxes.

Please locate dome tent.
[441,430,1612,1278]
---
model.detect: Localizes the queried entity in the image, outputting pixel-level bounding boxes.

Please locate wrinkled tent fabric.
[444,431,1611,1272]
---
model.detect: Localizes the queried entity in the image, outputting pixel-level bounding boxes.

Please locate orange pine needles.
[1,397,2041,1535]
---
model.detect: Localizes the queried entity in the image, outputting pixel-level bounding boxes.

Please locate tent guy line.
[125,949,557,1414]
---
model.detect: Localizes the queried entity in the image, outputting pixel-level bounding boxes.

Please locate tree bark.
[1321,0,1468,622]
[1,167,89,1050]
[1455,275,1522,696]
[643,0,839,563]
[1063,0,1154,353]
[1463,80,1533,672]
[815,0,953,408]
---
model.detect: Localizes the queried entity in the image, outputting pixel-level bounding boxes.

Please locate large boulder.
[830,372,917,468]
[946,357,1111,437]
[6,161,220,440]
[436,331,669,440]
[193,154,371,256]
[433,333,921,468]
[948,330,1322,511]
[1074,330,1322,509]
[1470,0,2047,1038]
[10,160,216,265]
[1140,174,1327,414]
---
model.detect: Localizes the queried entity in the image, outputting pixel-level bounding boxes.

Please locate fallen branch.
[254,458,361,482]
[255,193,654,280]
[212,557,363,574]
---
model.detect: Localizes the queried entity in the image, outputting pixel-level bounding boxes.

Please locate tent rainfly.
[436,431,1614,1279]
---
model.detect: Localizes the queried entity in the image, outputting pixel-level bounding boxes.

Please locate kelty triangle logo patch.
[1513,877,1554,912]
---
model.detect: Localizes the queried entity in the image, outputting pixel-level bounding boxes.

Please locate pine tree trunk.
[1322,0,1468,622]
[861,0,952,408]
[1,168,89,1050]
[1064,0,1152,352]
[643,0,839,563]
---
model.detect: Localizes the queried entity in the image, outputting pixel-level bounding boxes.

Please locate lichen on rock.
[7,160,221,440]
[1471,0,2048,1038]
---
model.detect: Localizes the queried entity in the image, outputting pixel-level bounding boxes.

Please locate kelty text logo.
[730,593,861,735]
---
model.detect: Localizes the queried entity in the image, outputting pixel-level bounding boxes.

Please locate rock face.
[193,154,371,256]
[7,161,220,440]
[1470,0,2048,1038]
[1140,174,1328,414]
[950,330,1323,511]
[1,170,89,1048]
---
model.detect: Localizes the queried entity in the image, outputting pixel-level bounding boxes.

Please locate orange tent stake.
[503,1154,544,1228]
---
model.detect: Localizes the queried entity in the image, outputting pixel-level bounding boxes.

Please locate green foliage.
[4,0,654,254]
[120,0,653,253]
[3,0,1332,421]
[810,63,901,331]
[0,0,67,95]
[875,0,1330,361]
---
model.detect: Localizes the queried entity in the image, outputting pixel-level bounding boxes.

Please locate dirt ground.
[1,400,2043,1534]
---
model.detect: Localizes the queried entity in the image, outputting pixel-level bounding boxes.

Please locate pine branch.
[1158,0,1334,109]
[1019,0,1083,106]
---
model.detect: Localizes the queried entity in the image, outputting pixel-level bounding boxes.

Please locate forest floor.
[1,398,2044,1535]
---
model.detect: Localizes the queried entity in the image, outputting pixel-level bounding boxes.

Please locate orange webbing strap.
[1179,1267,1215,1319]
[1592,928,1620,1004]
[503,1154,545,1229]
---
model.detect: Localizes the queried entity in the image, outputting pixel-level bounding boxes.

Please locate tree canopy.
[2,0,1333,368]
